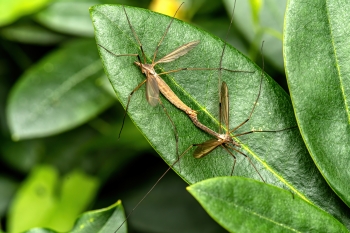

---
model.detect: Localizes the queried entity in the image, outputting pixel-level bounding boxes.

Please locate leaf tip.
[186,185,196,195]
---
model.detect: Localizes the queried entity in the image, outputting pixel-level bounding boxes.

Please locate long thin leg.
[229,76,262,134]
[122,6,146,63]
[226,144,266,183]
[217,0,238,136]
[233,125,297,137]
[118,79,147,139]
[114,143,194,233]
[221,145,237,176]
[219,0,237,101]
[157,67,254,76]
[98,43,141,60]
[98,44,148,140]
[218,0,237,135]
[152,3,184,63]
[98,43,144,67]
[229,42,266,134]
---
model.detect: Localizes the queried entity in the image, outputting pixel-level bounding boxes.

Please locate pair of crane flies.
[98,3,253,159]
[101,1,296,232]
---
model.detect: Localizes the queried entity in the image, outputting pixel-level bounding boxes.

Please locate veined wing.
[146,74,160,106]
[155,40,200,64]
[193,139,221,159]
[220,81,230,131]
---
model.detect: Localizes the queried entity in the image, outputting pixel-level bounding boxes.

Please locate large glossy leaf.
[188,177,349,233]
[284,1,350,207]
[90,5,350,228]
[20,201,126,233]
[7,39,115,140]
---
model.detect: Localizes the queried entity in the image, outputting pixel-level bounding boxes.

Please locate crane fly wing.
[193,139,221,158]
[221,81,230,131]
[146,75,159,106]
[155,41,200,65]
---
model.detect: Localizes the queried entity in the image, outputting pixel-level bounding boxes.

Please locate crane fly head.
[219,133,240,148]
[134,62,155,76]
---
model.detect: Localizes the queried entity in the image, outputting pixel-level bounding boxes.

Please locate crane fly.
[192,81,264,180]
[97,3,199,158]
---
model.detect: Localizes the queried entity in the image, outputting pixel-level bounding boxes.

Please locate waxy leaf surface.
[284,0,350,208]
[188,177,348,233]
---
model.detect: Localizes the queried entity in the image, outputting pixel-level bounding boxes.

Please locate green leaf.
[7,165,100,233]
[188,177,349,233]
[20,201,126,233]
[223,0,285,71]
[284,1,350,207]
[90,4,350,228]
[70,201,127,233]
[0,0,49,27]
[45,170,100,231]
[7,39,115,140]
[35,1,99,37]
[7,165,58,233]
[0,23,66,45]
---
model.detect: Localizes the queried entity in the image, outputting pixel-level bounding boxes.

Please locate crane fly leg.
[118,79,147,139]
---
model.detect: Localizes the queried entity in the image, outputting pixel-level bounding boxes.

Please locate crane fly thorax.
[134,62,156,75]
[218,134,228,141]
[218,134,240,147]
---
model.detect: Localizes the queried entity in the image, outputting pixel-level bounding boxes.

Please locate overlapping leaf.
[7,39,115,140]
[284,0,350,208]
[19,201,126,233]
[188,177,348,233]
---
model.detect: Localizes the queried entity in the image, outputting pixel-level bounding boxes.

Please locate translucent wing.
[220,81,230,131]
[146,74,160,106]
[193,139,221,158]
[155,40,200,64]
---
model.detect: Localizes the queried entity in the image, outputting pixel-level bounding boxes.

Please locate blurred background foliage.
[0,0,286,232]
